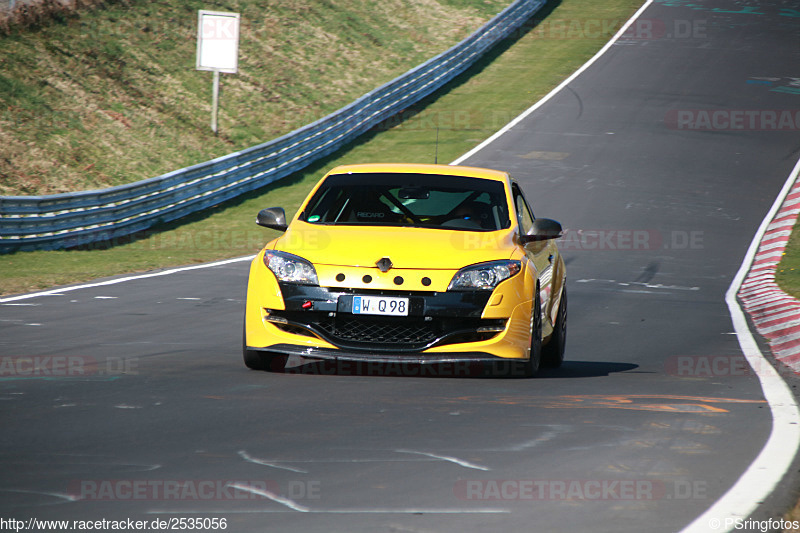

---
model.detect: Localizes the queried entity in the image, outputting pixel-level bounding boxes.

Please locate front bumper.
[266,283,504,352]
[246,280,534,360]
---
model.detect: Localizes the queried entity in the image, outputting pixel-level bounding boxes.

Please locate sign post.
[196,10,240,135]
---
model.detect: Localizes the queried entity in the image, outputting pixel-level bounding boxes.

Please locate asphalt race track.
[2,1,800,532]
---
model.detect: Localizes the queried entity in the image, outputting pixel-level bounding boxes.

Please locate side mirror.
[256,207,288,232]
[520,218,563,244]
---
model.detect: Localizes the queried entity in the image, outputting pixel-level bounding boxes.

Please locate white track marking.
[0,256,254,303]
[681,157,800,532]
[451,0,655,166]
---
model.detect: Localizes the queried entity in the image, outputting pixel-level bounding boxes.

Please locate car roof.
[326,163,510,183]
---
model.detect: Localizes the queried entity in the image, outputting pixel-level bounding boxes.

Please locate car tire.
[243,322,289,372]
[523,290,543,378]
[243,348,267,370]
[242,321,289,371]
[243,322,268,370]
[542,285,567,368]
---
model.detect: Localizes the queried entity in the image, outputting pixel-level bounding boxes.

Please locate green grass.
[776,227,800,299]
[0,0,646,296]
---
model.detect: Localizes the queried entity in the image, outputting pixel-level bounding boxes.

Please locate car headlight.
[263,250,319,285]
[448,260,521,291]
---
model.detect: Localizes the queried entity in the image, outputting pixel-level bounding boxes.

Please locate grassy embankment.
[0,0,509,195]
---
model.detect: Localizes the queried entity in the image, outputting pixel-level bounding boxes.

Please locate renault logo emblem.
[376,257,393,272]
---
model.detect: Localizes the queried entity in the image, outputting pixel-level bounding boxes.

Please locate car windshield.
[300,173,511,231]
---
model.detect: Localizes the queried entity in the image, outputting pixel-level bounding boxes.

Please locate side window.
[512,183,535,235]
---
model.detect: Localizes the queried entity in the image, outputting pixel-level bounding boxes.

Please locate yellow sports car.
[243,163,566,377]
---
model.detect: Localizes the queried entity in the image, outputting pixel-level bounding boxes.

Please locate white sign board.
[196,10,240,73]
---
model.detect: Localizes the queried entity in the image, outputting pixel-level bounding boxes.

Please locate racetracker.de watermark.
[508,17,707,40]
[280,358,535,378]
[451,229,704,251]
[0,356,137,377]
[454,479,706,501]
[0,517,228,533]
[64,226,706,254]
[65,229,269,252]
[557,229,703,251]
[665,355,800,378]
[68,479,320,501]
[666,109,800,131]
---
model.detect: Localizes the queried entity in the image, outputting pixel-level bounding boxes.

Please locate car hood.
[272,223,516,269]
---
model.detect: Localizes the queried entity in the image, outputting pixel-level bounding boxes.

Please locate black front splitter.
[248,344,533,377]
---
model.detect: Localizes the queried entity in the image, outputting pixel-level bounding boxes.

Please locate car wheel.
[243,346,287,372]
[243,348,267,370]
[243,322,267,370]
[242,322,287,371]
[523,290,543,378]
[542,285,567,368]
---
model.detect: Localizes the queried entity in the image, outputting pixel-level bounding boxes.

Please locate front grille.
[315,316,439,346]
[268,310,505,352]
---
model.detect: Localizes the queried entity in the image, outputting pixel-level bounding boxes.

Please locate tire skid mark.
[226,482,309,512]
[237,450,309,474]
[394,449,490,471]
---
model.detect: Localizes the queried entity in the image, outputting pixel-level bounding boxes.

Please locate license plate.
[352,296,409,316]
